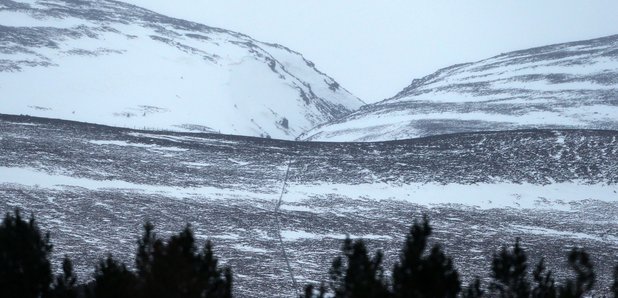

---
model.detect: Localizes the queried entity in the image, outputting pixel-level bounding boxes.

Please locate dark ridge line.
[1,113,617,146]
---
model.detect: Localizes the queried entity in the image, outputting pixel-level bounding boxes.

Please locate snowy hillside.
[0,0,363,139]
[2,114,618,296]
[303,34,618,141]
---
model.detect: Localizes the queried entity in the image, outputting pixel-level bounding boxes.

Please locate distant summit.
[302,34,618,142]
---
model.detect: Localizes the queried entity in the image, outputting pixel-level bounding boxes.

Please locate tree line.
[0,210,231,298]
[302,216,605,298]
[1,209,617,297]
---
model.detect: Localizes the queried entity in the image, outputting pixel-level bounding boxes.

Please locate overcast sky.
[121,0,618,103]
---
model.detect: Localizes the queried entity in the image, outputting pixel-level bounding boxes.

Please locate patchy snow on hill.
[303,34,618,142]
[2,116,618,296]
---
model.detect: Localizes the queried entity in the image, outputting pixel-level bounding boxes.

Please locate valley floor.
[1,114,617,296]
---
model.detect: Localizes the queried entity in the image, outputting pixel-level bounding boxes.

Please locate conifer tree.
[328,237,390,298]
[0,210,53,298]
[93,255,138,298]
[49,256,78,298]
[490,238,531,298]
[137,224,232,298]
[136,222,156,280]
[199,241,233,298]
[531,258,556,298]
[462,278,484,298]
[557,249,594,298]
[392,216,460,298]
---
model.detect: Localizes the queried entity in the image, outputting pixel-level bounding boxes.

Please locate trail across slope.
[273,158,299,296]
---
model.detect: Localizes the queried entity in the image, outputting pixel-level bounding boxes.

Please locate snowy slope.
[0,0,363,139]
[303,34,618,141]
[2,115,618,296]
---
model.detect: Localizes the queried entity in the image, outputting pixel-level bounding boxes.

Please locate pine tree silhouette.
[489,242,595,298]
[136,222,156,281]
[199,241,233,298]
[328,237,390,298]
[462,278,484,298]
[136,223,232,298]
[93,255,138,298]
[2,209,606,298]
[557,249,594,298]
[392,216,460,298]
[531,258,556,298]
[0,209,53,298]
[49,256,78,298]
[304,217,462,298]
[490,238,531,298]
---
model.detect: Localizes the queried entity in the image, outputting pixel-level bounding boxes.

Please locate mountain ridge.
[0,0,363,140]
[302,34,618,142]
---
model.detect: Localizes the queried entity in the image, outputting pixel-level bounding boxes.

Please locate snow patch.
[510,225,618,243]
[280,230,391,241]
[285,182,618,211]
[88,140,187,152]
[0,167,274,200]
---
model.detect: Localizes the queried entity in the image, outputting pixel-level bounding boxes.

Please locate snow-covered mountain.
[0,0,363,140]
[303,34,618,142]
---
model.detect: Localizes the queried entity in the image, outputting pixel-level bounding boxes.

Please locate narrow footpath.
[274,157,299,296]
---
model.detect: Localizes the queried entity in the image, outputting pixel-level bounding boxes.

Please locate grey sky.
[122,0,618,103]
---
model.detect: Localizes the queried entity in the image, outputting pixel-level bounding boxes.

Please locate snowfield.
[0,0,363,140]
